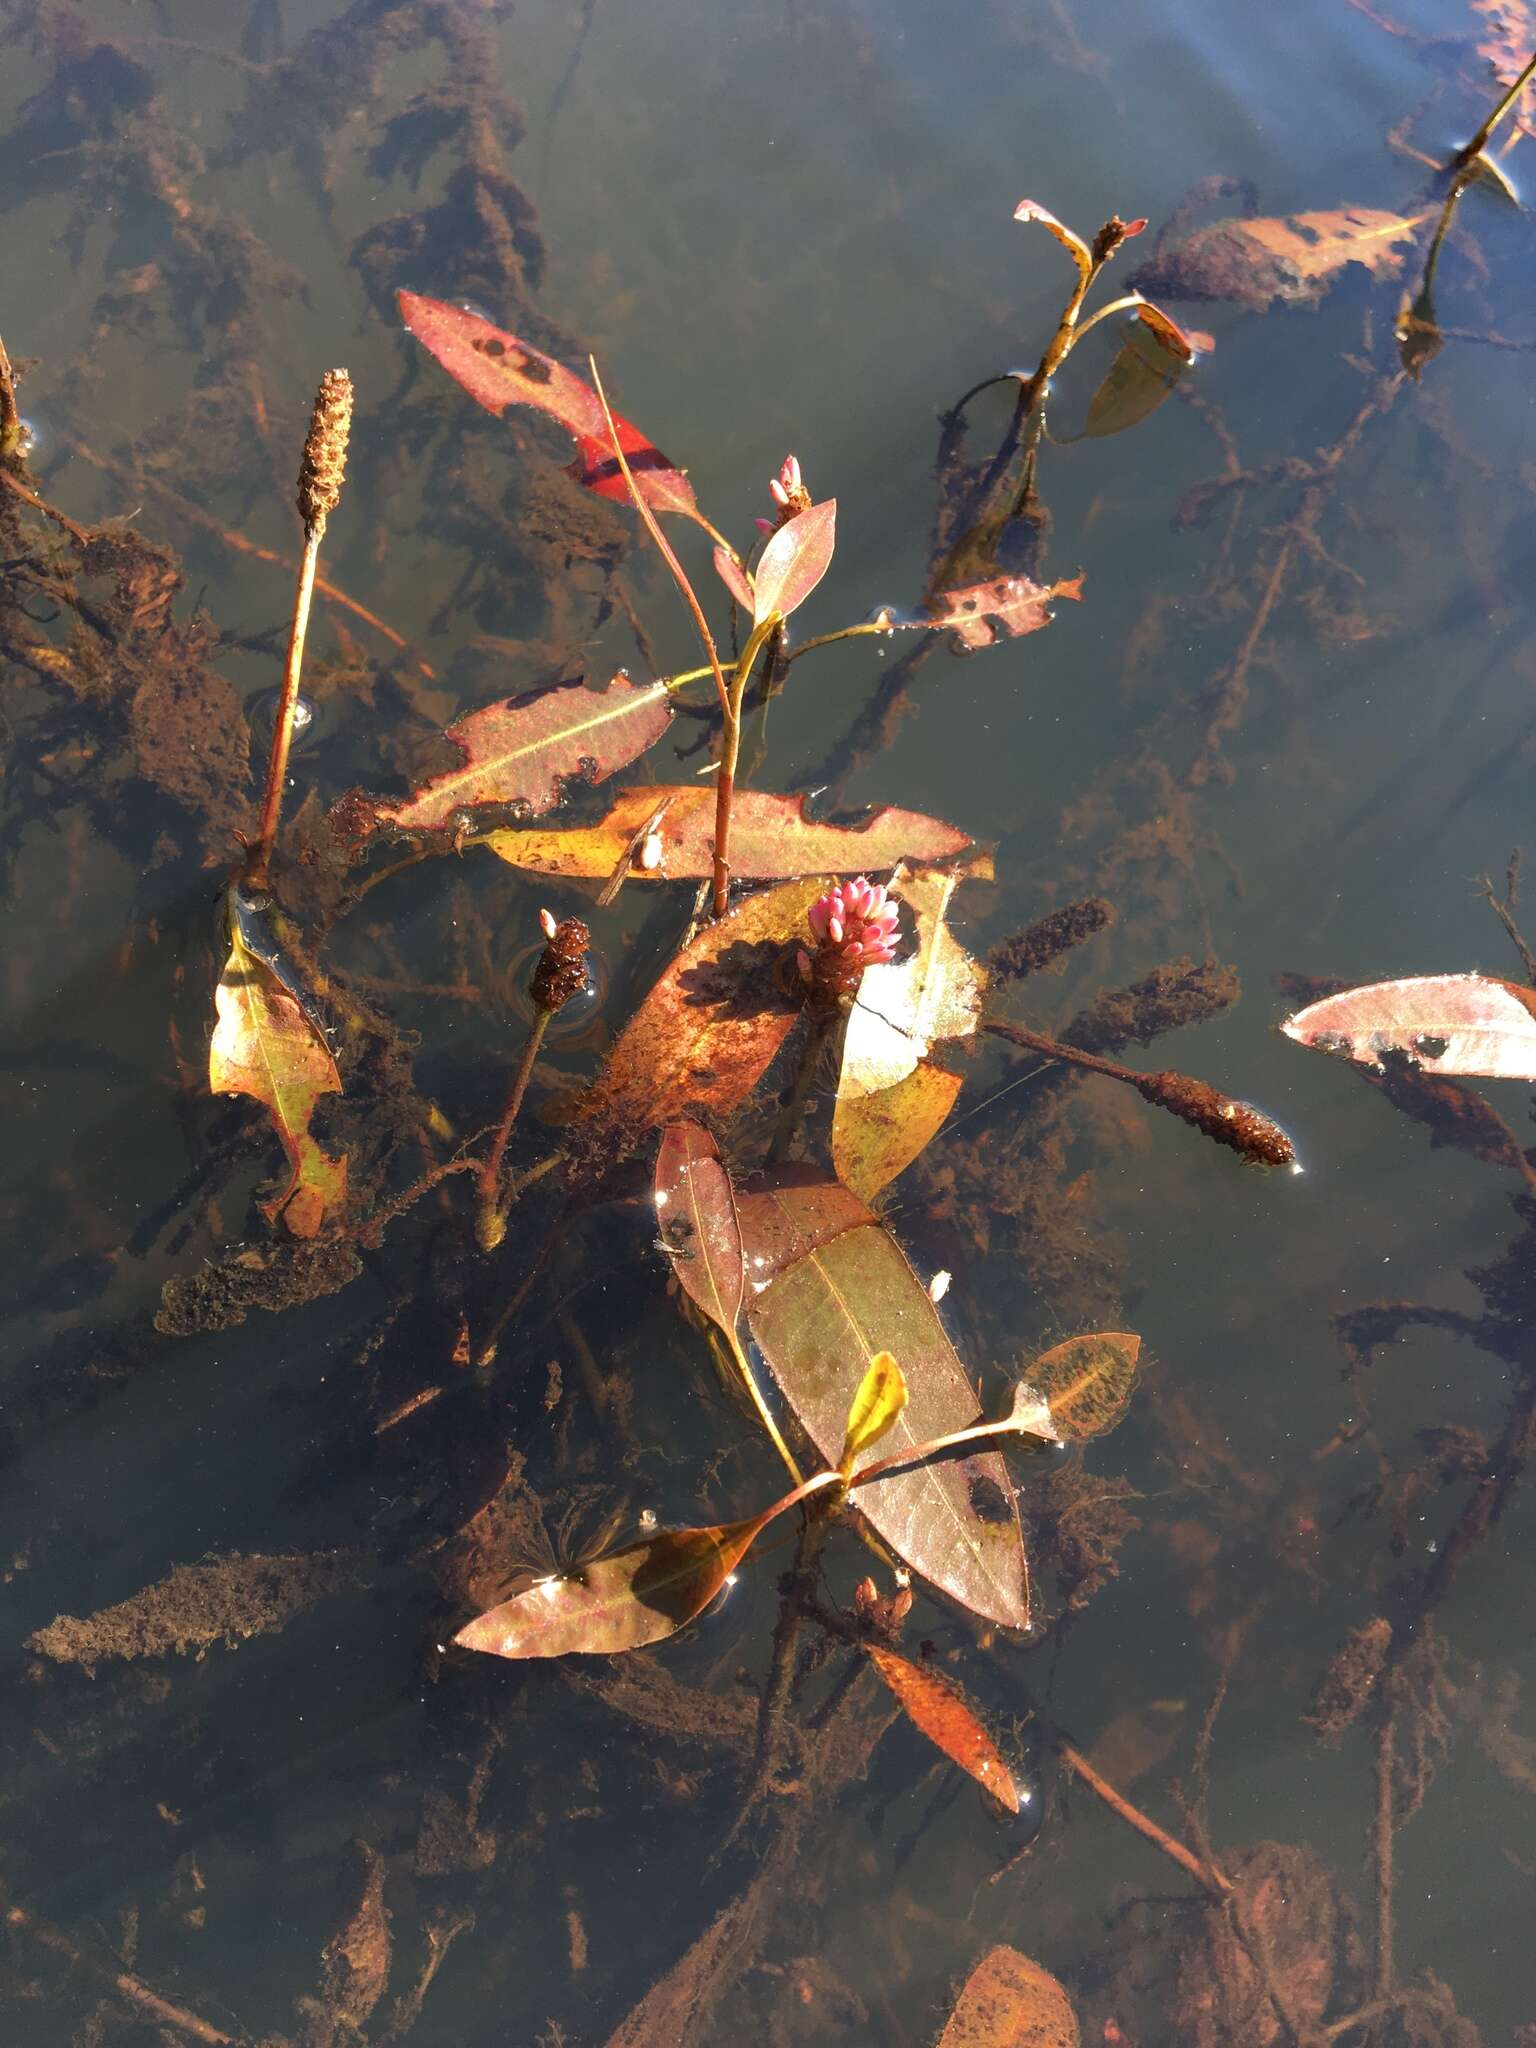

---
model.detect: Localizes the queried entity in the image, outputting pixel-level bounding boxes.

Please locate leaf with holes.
[332,674,671,842]
[923,571,1084,651]
[867,1646,1020,1812]
[483,785,973,884]
[453,1517,768,1660]
[654,1122,746,1341]
[1283,973,1536,1080]
[936,1946,1080,2048]
[398,292,698,517]
[1018,1332,1141,1443]
[735,1169,1031,1630]
[1131,207,1424,312]
[210,901,346,1239]
[753,500,837,623]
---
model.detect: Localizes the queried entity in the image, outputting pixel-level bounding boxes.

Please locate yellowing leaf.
[935,1945,1080,2048]
[839,1351,908,1477]
[833,865,984,1195]
[868,1646,1020,1811]
[210,908,346,1239]
[1020,1331,1141,1443]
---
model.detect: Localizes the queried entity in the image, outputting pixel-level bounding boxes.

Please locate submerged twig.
[1057,1741,1230,1893]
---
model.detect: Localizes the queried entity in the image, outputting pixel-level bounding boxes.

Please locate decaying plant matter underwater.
[4,2,1536,2043]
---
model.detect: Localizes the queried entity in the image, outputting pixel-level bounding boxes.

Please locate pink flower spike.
[754,516,775,534]
[779,455,802,495]
[827,916,844,945]
[538,908,558,940]
[769,477,790,508]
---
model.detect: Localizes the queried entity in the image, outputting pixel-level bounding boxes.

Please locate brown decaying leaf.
[483,785,972,883]
[735,1170,1031,1630]
[1283,972,1536,1080]
[833,862,985,1198]
[28,1551,365,1665]
[752,499,837,623]
[337,674,671,840]
[571,877,822,1154]
[654,1121,746,1338]
[453,1516,765,1659]
[1019,1332,1141,1443]
[935,1944,1080,2048]
[866,1645,1020,1812]
[1132,207,1423,312]
[924,571,1085,651]
[397,291,699,517]
[1472,0,1536,93]
[210,914,346,1238]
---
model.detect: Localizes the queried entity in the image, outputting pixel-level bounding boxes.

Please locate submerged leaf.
[736,1171,1031,1630]
[1283,973,1536,1081]
[867,1646,1020,1813]
[840,1351,909,1477]
[336,674,671,841]
[1132,207,1422,312]
[210,901,346,1238]
[398,292,698,516]
[570,878,822,1159]
[753,499,837,623]
[483,785,972,884]
[654,1121,746,1339]
[935,1945,1080,2048]
[1084,308,1203,438]
[925,571,1084,651]
[1019,1332,1141,1443]
[454,1516,764,1659]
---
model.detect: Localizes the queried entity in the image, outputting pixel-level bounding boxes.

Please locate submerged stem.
[476,1008,551,1250]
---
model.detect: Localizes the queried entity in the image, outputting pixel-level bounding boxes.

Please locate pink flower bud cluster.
[755,453,812,535]
[798,876,900,1000]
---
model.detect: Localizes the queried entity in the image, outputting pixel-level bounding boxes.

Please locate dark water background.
[3,0,1535,2042]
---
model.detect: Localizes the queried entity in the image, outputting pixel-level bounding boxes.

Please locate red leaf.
[398,292,698,518]
[332,673,671,841]
[482,785,974,883]
[925,571,1085,651]
[1283,973,1536,1081]
[866,1646,1020,1812]
[712,545,756,612]
[753,500,837,624]
[654,1122,746,1339]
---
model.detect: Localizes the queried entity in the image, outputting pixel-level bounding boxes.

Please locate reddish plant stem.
[247,524,321,891]
[1058,1742,1231,1893]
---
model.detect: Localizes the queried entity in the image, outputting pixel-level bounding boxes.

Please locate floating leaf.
[1013,199,1092,281]
[924,571,1085,651]
[397,291,698,517]
[735,1171,1031,1630]
[833,1058,963,1203]
[1282,973,1536,1080]
[753,499,837,624]
[833,863,985,1196]
[210,899,346,1238]
[1083,308,1201,438]
[1132,207,1423,312]
[454,1515,766,1659]
[867,1645,1020,1813]
[840,1351,909,1477]
[335,674,671,841]
[483,785,972,884]
[935,1945,1080,2048]
[1018,1332,1141,1443]
[654,1121,746,1339]
[570,878,821,1160]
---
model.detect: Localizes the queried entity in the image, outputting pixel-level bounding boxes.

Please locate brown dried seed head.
[529,916,592,1014]
[1137,1069,1297,1168]
[297,368,353,533]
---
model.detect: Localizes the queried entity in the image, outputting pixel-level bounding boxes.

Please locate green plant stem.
[1068,291,1147,346]
[248,521,322,890]
[475,1006,551,1250]
[1458,46,1536,163]
[712,613,778,917]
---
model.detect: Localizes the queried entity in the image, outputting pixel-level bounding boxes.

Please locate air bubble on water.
[18,416,42,456]
[504,938,607,1040]
[576,755,600,781]
[457,299,498,324]
[248,688,323,752]
[447,806,478,839]
[505,796,534,824]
